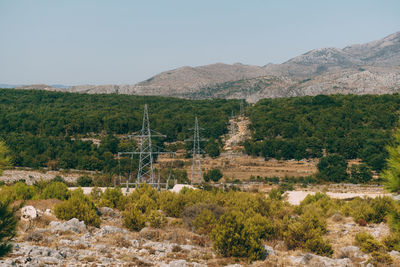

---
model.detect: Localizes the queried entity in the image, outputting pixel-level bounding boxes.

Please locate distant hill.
[11,31,400,102]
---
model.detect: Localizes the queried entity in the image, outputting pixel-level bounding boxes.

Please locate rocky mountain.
[12,31,400,102]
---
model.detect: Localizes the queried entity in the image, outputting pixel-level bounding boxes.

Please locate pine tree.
[0,140,17,258]
[381,128,400,193]
[0,141,11,176]
[0,201,17,258]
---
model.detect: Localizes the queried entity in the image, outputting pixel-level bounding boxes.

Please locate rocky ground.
[2,200,400,266]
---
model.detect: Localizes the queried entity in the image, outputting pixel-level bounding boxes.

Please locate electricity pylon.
[118,104,174,189]
[187,116,205,184]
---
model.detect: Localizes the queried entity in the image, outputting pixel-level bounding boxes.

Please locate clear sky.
[0,0,399,85]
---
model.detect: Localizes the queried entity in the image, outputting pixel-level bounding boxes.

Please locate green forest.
[0,89,238,172]
[1,89,399,176]
[245,94,400,172]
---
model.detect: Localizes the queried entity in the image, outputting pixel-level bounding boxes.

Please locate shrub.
[193,209,216,235]
[349,164,373,183]
[304,236,333,256]
[182,203,224,228]
[245,214,274,240]
[346,197,394,224]
[354,232,383,253]
[41,182,70,200]
[284,208,329,255]
[77,176,93,187]
[211,210,264,261]
[135,194,157,214]
[317,154,348,182]
[99,187,126,210]
[0,200,17,258]
[204,169,223,183]
[147,210,167,228]
[382,233,400,251]
[159,191,186,217]
[90,187,103,203]
[53,189,100,227]
[368,251,393,265]
[268,188,282,200]
[388,202,400,232]
[295,192,337,216]
[122,204,146,231]
[12,182,36,200]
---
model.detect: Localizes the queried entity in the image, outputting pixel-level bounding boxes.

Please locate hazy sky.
[0,0,399,85]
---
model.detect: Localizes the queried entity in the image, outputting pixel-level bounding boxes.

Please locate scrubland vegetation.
[1,178,400,262]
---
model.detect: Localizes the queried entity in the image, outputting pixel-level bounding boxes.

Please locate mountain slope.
[12,31,400,101]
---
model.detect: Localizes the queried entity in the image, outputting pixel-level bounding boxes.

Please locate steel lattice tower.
[118,104,173,189]
[136,104,155,184]
[190,116,204,184]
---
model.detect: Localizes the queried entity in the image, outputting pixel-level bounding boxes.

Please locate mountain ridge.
[10,31,400,102]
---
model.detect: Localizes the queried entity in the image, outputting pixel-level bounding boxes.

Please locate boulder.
[99,207,118,217]
[289,253,354,267]
[49,218,86,233]
[389,250,400,259]
[21,206,38,221]
[101,225,129,235]
[263,245,275,256]
[339,246,367,260]
[168,260,188,267]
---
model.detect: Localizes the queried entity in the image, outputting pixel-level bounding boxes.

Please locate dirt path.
[285,190,392,205]
[223,116,250,150]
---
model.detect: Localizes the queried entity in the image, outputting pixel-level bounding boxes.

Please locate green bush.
[349,164,373,183]
[0,200,17,258]
[192,209,216,235]
[77,176,93,187]
[368,251,393,265]
[182,203,224,229]
[211,210,264,261]
[304,236,333,256]
[122,204,146,231]
[204,169,223,183]
[354,232,383,253]
[284,208,330,256]
[317,154,348,182]
[295,192,338,216]
[147,210,167,228]
[382,233,400,252]
[90,187,103,203]
[53,188,100,227]
[388,202,400,232]
[41,182,70,200]
[99,187,126,210]
[345,197,394,224]
[245,214,273,240]
[135,194,158,214]
[159,191,186,217]
[12,182,36,200]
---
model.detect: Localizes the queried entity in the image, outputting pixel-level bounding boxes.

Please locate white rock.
[49,218,86,233]
[389,250,400,259]
[263,245,275,256]
[170,184,196,193]
[21,206,38,220]
[168,260,188,267]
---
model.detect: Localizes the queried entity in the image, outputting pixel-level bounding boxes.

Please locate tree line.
[245,94,400,172]
[0,89,238,172]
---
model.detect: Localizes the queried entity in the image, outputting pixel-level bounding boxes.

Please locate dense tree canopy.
[0,89,239,173]
[245,94,400,171]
